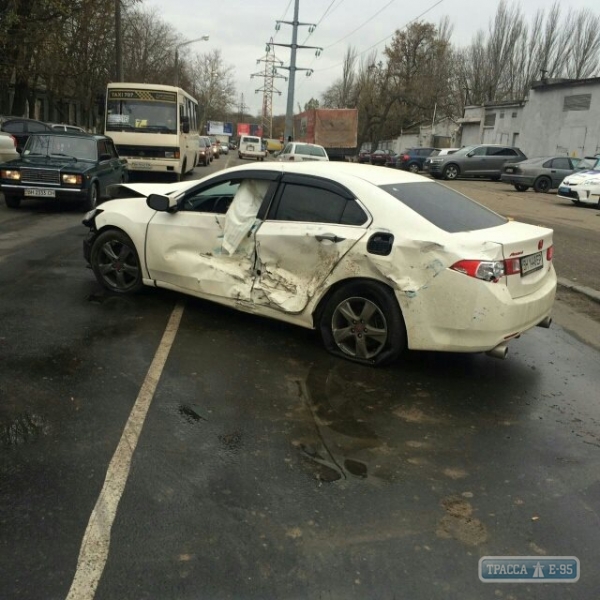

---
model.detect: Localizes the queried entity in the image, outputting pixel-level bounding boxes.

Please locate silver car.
[427,144,526,181]
[501,155,584,193]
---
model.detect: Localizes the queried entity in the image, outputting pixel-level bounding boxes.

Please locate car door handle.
[316,233,346,243]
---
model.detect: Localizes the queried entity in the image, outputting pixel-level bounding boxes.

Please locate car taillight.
[450,259,505,282]
[546,245,554,261]
[10,135,17,148]
[402,154,409,161]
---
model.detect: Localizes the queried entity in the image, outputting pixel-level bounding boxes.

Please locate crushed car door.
[252,174,369,314]
[145,172,278,302]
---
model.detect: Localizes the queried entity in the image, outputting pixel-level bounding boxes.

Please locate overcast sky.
[146,0,599,119]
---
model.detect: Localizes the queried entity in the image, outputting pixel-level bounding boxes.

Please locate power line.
[323,0,397,50]
[300,0,343,45]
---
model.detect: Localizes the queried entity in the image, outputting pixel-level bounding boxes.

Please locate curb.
[558,277,600,304]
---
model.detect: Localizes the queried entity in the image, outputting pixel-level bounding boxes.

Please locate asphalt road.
[1,158,599,599]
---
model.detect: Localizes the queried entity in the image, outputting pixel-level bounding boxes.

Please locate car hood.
[3,155,95,171]
[107,180,198,199]
[562,169,600,185]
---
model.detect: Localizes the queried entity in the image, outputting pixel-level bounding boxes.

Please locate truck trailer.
[293,108,358,161]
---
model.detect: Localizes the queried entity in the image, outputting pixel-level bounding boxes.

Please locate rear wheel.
[514,184,529,192]
[4,195,21,208]
[90,229,143,294]
[533,176,551,193]
[319,281,406,366]
[408,163,419,174]
[443,164,459,180]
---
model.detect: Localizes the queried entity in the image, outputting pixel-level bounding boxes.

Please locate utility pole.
[269,0,322,142]
[237,93,249,129]
[251,39,286,139]
[115,0,123,81]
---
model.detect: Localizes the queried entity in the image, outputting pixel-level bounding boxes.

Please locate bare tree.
[188,50,236,131]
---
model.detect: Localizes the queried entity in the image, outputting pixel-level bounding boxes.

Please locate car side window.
[3,121,24,133]
[98,140,109,159]
[489,147,518,156]
[270,183,359,224]
[551,157,570,170]
[28,121,49,133]
[181,180,241,214]
[281,144,292,155]
[340,200,368,226]
[471,146,487,156]
[108,141,119,158]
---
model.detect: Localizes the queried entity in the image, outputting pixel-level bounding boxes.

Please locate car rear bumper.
[500,174,535,186]
[124,158,182,173]
[399,267,557,353]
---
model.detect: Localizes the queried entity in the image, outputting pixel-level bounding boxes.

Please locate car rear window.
[380,182,507,232]
[296,144,326,157]
[243,137,261,144]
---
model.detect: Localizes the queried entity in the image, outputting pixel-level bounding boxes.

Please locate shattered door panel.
[252,222,366,313]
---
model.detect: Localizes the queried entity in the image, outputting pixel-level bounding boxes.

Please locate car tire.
[408,163,419,174]
[90,229,143,294]
[318,280,407,366]
[4,195,21,208]
[443,164,459,180]
[514,184,529,192]
[82,182,99,212]
[533,176,551,193]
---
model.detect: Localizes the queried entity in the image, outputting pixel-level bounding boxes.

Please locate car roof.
[222,160,427,186]
[27,130,98,139]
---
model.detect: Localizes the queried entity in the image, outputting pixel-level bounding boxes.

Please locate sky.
[146,0,599,119]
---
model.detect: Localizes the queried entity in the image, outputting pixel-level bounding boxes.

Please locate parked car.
[0,116,52,152]
[397,147,438,173]
[197,136,211,166]
[501,155,584,193]
[423,148,459,173]
[356,149,372,163]
[276,142,329,162]
[47,123,86,133]
[0,131,18,164]
[369,149,396,166]
[427,144,527,180]
[0,131,128,210]
[82,162,556,366]
[228,141,237,150]
[557,156,600,207]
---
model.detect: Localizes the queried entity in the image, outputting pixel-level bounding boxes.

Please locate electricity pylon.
[251,39,287,139]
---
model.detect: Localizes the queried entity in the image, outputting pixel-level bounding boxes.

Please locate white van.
[238,135,266,161]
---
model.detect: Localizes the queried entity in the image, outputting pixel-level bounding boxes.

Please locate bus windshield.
[106,99,177,134]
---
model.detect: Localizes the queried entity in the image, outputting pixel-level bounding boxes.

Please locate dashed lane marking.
[66,302,185,600]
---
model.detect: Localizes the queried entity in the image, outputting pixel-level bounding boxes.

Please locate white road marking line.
[66,302,185,600]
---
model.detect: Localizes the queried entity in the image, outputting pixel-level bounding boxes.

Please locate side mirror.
[466,152,474,157]
[147,193,176,212]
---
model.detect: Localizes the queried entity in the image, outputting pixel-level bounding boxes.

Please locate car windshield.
[380,182,507,233]
[23,135,96,161]
[451,145,478,156]
[576,157,600,170]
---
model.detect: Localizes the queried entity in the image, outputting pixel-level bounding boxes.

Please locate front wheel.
[82,183,99,212]
[514,184,529,192]
[443,164,459,180]
[90,229,143,294]
[408,163,419,174]
[533,176,551,193]
[319,281,406,366]
[4,195,21,208]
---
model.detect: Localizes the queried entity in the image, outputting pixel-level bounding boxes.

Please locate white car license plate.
[520,251,543,276]
[133,162,152,169]
[505,167,514,173]
[25,188,56,197]
[247,145,254,151]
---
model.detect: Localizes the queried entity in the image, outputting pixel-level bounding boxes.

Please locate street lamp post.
[174,36,210,87]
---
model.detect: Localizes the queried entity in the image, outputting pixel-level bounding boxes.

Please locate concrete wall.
[520,83,600,158]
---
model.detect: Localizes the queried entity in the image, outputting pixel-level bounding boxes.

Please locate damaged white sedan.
[82,162,556,365]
